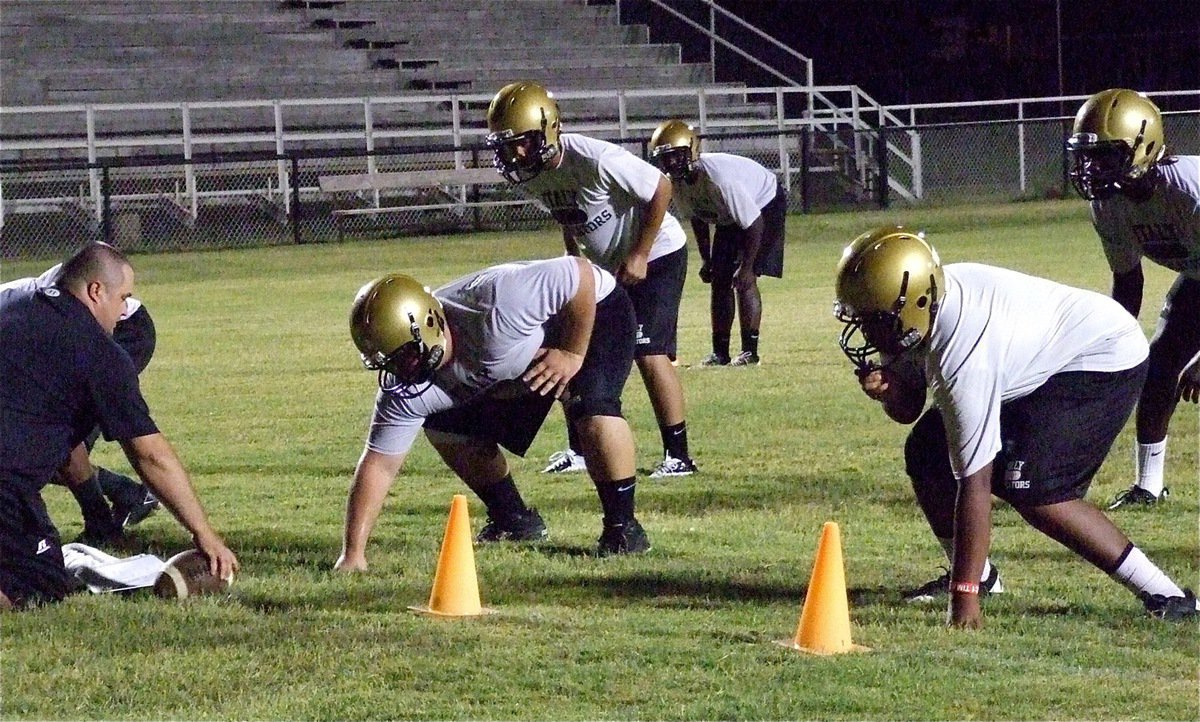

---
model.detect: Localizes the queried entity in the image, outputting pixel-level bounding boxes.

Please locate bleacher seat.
[0,0,772,147]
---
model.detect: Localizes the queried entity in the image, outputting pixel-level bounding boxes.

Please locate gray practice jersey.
[516,133,687,270]
[1090,155,1200,279]
[366,257,617,456]
[672,152,778,229]
[915,263,1148,478]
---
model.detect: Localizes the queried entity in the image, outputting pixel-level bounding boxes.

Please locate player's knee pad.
[563,395,623,423]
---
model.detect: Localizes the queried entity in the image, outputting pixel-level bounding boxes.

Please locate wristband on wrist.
[951,581,980,595]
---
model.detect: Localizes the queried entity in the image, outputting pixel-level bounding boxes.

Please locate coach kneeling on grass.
[0,242,239,610]
[834,226,1197,627]
[336,256,649,571]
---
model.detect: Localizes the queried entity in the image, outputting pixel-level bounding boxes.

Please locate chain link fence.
[3,111,1197,261]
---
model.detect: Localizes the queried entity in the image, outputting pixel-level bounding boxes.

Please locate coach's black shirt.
[0,284,157,493]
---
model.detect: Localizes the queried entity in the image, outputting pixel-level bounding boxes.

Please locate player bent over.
[1065,88,1200,509]
[335,257,649,572]
[834,226,1197,627]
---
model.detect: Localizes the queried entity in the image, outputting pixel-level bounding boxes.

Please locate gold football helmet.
[485,81,561,184]
[1066,89,1166,200]
[648,119,699,181]
[834,226,943,372]
[349,274,447,394]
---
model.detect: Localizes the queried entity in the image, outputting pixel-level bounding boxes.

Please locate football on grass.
[152,549,232,599]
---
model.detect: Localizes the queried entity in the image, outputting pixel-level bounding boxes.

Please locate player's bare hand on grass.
[334,553,368,573]
[523,347,583,398]
[949,594,983,629]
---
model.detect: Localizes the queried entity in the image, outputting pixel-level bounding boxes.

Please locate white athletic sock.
[1134,437,1167,496]
[1111,546,1183,599]
[938,537,994,582]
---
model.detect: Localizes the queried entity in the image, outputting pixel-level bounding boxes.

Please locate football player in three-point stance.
[649,119,786,368]
[336,257,651,568]
[1066,88,1200,509]
[485,81,699,479]
[835,226,1197,626]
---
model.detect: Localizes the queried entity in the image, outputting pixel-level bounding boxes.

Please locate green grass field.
[2,201,1197,721]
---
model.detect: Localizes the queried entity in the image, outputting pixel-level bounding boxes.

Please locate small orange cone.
[409,494,494,617]
[776,521,869,654]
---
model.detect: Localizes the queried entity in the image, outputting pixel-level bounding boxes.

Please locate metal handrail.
[634,0,813,89]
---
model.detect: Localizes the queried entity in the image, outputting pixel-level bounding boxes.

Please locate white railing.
[0,84,906,228]
[627,0,916,199]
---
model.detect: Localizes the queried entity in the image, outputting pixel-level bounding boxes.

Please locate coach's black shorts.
[0,484,74,608]
[905,361,1148,507]
[423,288,636,454]
[626,246,686,358]
[710,182,786,281]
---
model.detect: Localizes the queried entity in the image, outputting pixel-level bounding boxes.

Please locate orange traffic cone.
[409,494,494,617]
[776,521,869,654]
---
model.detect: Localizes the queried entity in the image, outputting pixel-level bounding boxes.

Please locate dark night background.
[618,1,1200,108]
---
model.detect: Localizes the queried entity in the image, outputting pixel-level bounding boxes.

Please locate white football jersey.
[919,263,1148,478]
[516,133,687,270]
[366,257,616,456]
[672,152,778,229]
[1090,155,1200,279]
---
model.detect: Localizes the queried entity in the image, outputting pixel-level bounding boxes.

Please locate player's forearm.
[563,229,581,257]
[951,468,992,588]
[341,450,403,563]
[692,219,712,261]
[882,384,926,424]
[1111,267,1143,317]
[122,433,222,545]
[633,175,672,258]
[559,258,597,356]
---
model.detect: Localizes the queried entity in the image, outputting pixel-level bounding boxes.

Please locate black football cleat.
[1143,588,1199,621]
[475,508,548,543]
[597,518,651,556]
[903,565,1005,604]
[1108,485,1169,510]
[112,488,160,529]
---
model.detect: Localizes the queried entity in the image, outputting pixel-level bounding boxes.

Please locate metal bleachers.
[0,0,773,146]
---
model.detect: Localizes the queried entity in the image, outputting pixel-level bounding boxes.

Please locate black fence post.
[800,128,810,215]
[470,147,483,231]
[290,154,303,245]
[1060,118,1071,198]
[876,124,890,209]
[101,164,112,244]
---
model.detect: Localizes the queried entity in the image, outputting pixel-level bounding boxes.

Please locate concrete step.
[402,63,713,92]
[1,0,292,16]
[3,46,370,72]
[370,43,680,70]
[1,23,329,48]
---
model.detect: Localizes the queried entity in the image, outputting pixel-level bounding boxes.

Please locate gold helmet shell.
[1066,89,1166,200]
[834,226,944,371]
[349,274,447,392]
[485,81,561,183]
[648,119,699,181]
